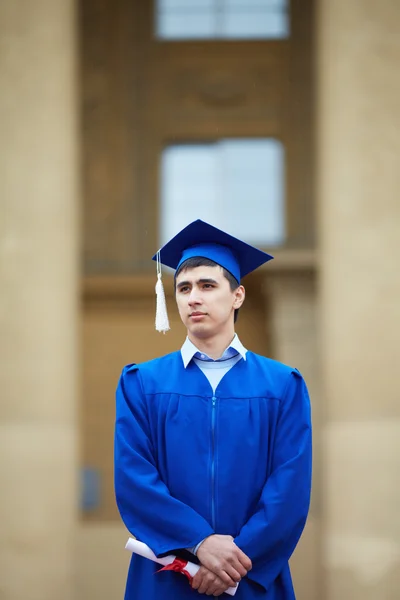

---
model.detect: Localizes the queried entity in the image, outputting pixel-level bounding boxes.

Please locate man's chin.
[187,322,210,338]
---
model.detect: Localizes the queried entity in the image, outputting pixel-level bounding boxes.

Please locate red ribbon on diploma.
[157,557,193,583]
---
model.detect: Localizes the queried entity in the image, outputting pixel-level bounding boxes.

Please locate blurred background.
[1,0,399,599]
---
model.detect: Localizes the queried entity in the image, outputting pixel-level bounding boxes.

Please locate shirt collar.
[181,334,247,369]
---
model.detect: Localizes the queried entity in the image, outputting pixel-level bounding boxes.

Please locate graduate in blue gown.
[115,220,312,599]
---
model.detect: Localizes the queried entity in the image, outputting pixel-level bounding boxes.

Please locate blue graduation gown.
[114,351,312,599]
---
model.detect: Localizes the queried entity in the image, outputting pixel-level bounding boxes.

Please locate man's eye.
[180,287,189,293]
[203,284,214,289]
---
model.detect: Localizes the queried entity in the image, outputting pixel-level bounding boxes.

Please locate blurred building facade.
[0,1,399,599]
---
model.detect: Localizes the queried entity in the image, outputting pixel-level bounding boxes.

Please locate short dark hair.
[174,257,241,323]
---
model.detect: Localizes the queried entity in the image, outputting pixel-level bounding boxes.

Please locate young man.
[114,220,312,599]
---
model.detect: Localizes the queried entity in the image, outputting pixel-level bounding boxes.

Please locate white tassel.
[155,252,170,333]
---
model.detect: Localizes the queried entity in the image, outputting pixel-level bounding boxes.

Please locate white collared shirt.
[180,334,247,394]
[181,333,247,368]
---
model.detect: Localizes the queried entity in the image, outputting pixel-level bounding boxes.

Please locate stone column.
[268,270,320,600]
[0,2,79,599]
[317,1,400,599]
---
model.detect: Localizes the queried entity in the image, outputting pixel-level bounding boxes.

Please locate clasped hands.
[191,534,252,597]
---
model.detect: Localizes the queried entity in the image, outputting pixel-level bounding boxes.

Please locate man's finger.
[191,568,204,590]
[207,557,244,586]
[235,546,253,571]
[213,589,227,597]
[197,573,214,595]
[206,585,219,596]
[191,576,200,590]
[207,580,231,597]
[222,563,243,583]
[209,565,236,588]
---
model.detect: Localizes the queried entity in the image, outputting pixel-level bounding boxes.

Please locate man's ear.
[233,285,245,309]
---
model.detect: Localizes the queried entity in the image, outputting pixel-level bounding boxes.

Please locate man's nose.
[188,289,202,305]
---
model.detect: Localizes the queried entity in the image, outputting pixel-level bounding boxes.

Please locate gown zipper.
[211,395,217,530]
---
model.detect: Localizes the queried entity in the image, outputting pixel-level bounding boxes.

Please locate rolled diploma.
[125,538,238,596]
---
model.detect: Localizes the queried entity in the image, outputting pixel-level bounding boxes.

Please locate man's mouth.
[190,312,206,317]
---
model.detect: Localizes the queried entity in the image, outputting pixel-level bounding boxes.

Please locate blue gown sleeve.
[114,365,214,557]
[234,369,312,592]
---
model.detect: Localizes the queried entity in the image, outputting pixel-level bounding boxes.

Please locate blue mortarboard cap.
[153,220,273,283]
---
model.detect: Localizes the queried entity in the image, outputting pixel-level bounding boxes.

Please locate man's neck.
[187,331,236,360]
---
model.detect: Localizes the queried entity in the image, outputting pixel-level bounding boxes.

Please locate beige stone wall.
[74,523,130,599]
[4,1,399,599]
[317,1,400,598]
[0,1,79,599]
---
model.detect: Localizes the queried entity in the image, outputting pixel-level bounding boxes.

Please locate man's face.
[175,265,245,339]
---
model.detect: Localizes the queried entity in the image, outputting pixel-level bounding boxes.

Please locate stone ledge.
[82,249,317,303]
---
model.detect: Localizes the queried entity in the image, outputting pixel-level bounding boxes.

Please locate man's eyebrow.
[197,278,218,285]
[176,278,218,289]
